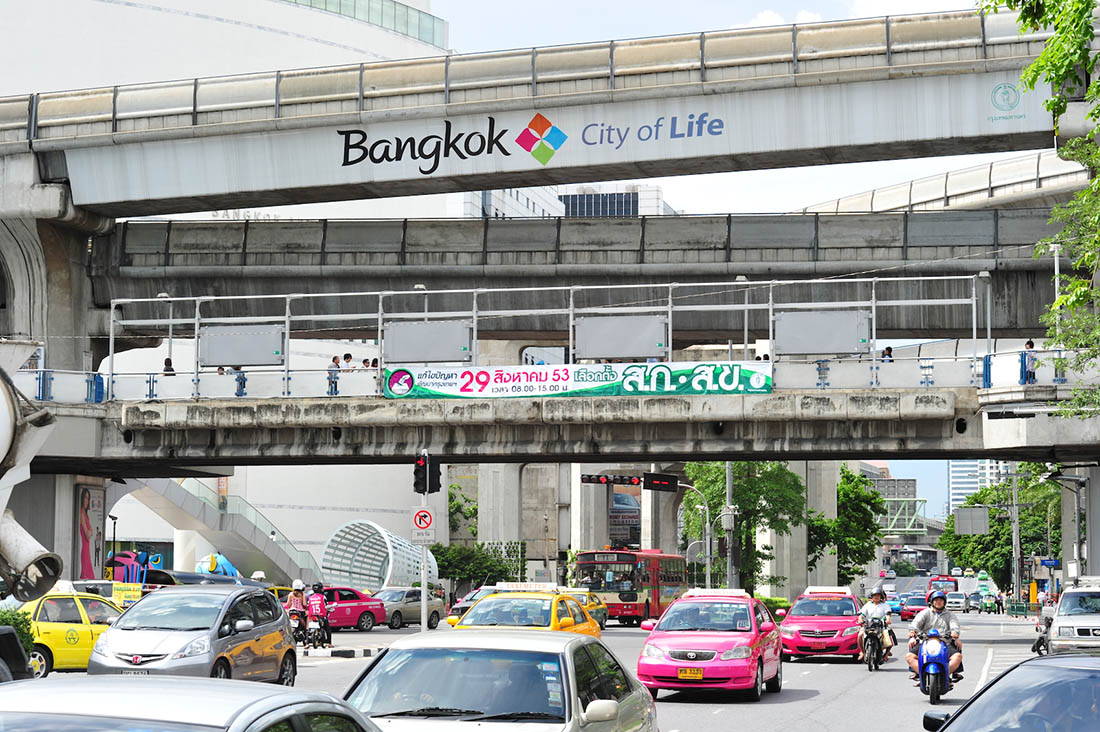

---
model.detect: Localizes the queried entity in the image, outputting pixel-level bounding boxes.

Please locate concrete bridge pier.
[641,486,681,556]
[570,464,610,553]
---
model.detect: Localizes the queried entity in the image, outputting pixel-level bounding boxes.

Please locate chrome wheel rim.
[280,657,295,685]
[28,652,45,678]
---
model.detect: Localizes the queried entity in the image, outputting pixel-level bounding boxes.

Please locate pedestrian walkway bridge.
[0,9,1055,219]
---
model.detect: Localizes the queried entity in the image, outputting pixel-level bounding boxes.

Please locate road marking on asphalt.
[977,645,1033,687]
[977,648,994,688]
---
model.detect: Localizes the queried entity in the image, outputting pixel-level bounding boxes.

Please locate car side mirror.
[923,711,950,731]
[106,616,117,625]
[760,621,775,633]
[584,700,619,723]
[234,619,254,634]
[640,619,656,631]
[446,616,459,626]
[775,609,787,618]
[558,617,575,629]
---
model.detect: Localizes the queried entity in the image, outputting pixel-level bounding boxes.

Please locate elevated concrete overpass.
[0,10,1058,219]
[92,209,1064,343]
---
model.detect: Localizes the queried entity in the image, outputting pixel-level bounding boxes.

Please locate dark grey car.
[87,585,296,683]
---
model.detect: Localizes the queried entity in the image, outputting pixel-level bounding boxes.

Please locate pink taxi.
[635,588,782,701]
[775,586,861,661]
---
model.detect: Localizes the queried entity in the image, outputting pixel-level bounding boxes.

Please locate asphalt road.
[300,606,1038,732]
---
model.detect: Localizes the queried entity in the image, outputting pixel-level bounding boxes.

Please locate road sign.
[411,507,436,545]
[1041,559,1061,568]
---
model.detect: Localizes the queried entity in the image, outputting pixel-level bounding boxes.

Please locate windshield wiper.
[375,708,484,718]
[469,712,564,721]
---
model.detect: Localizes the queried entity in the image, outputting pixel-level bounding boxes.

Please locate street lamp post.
[108,514,119,557]
[1041,470,1088,581]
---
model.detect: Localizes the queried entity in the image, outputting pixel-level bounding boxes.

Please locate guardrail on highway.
[0,9,1045,149]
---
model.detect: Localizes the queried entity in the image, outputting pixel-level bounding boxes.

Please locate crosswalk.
[976,646,1035,687]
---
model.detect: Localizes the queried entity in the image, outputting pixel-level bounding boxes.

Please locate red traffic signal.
[580,474,643,486]
[643,472,678,492]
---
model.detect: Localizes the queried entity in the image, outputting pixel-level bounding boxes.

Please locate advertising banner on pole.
[383,361,771,399]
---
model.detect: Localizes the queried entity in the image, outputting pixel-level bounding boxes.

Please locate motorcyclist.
[306,582,333,647]
[858,586,893,661]
[907,590,962,682]
[284,579,307,614]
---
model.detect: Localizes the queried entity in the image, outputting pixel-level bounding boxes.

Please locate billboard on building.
[74,485,105,580]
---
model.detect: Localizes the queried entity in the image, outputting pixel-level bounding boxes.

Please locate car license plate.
[677,667,704,680]
[121,670,148,676]
[308,621,320,629]
[812,641,827,650]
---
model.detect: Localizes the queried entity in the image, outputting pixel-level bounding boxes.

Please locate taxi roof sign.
[496,582,558,592]
[683,588,750,598]
[804,585,855,596]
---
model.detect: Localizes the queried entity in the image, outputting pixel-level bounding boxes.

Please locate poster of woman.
[75,486,105,580]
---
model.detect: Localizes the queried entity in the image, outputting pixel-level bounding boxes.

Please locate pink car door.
[755,602,780,676]
[323,589,347,628]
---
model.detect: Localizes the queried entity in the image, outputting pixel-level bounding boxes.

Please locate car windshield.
[116,593,224,630]
[787,598,856,617]
[947,593,964,600]
[947,663,1100,731]
[347,648,567,720]
[1058,592,1100,615]
[373,590,407,603]
[905,598,926,607]
[656,601,753,631]
[462,597,553,627]
[576,563,637,592]
[568,594,589,605]
[0,714,219,732]
[929,581,955,593]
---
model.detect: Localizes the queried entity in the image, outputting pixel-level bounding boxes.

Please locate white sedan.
[345,629,658,732]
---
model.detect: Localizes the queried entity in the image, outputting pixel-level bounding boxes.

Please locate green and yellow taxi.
[448,586,602,638]
[22,591,122,678]
[558,587,609,629]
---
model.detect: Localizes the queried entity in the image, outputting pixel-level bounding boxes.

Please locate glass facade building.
[948,459,1008,512]
[280,0,447,47]
[559,192,640,218]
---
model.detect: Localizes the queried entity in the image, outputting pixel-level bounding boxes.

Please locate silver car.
[345,629,658,732]
[87,585,296,683]
[372,587,446,629]
[0,676,380,732]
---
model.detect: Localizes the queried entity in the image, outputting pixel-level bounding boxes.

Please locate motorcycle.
[287,609,307,645]
[916,630,953,705]
[307,616,324,649]
[864,617,886,671]
[1032,615,1052,656]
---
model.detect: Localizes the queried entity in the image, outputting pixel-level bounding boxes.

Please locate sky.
[425,0,1002,514]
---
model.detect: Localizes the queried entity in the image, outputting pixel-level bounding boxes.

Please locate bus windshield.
[929,579,957,593]
[576,562,637,592]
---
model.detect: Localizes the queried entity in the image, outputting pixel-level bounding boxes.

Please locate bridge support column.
[570,464,610,553]
[641,487,679,555]
[476,464,523,544]
[174,529,215,573]
[1086,468,1100,578]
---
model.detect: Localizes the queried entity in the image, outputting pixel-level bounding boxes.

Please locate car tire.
[598,616,606,630]
[211,659,231,680]
[765,659,782,693]
[389,611,403,630]
[781,653,791,663]
[745,662,763,702]
[0,658,11,683]
[357,613,375,632]
[428,611,440,630]
[648,687,659,700]
[276,653,296,686]
[29,645,51,679]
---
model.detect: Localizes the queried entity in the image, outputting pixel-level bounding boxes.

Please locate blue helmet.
[928,591,947,603]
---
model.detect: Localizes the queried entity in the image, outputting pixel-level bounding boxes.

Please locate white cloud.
[847,0,967,19]
[793,10,823,23]
[741,10,786,28]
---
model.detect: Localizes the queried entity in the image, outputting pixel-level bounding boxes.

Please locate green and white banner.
[383,361,772,399]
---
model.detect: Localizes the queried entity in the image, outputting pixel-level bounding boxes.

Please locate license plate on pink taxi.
[811,641,827,650]
[677,667,704,680]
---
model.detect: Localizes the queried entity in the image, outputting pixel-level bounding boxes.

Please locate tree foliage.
[430,542,514,591]
[936,462,1063,591]
[893,560,917,577]
[806,465,886,585]
[447,485,478,538]
[984,0,1100,413]
[682,461,807,595]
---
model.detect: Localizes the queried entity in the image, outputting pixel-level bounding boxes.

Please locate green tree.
[447,485,478,539]
[892,560,917,577]
[430,543,513,591]
[682,461,807,595]
[984,0,1100,414]
[805,465,886,585]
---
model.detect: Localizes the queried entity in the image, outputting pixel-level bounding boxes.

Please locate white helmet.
[292,579,305,591]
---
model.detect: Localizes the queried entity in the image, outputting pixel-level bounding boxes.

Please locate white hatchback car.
[345,629,658,732]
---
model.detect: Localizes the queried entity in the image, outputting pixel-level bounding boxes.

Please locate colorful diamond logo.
[516,114,567,165]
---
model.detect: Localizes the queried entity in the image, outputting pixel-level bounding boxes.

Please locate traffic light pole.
[420,487,428,633]
[725,461,736,589]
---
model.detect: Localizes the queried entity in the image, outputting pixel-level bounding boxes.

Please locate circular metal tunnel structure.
[321,520,438,590]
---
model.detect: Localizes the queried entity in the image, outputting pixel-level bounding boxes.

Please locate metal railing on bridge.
[0,9,1046,150]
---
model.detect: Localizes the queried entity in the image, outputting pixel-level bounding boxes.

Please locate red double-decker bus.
[574,549,687,625]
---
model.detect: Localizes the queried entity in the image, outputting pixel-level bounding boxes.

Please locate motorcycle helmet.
[292,579,305,591]
[312,582,324,594]
[870,586,885,599]
[928,590,947,604]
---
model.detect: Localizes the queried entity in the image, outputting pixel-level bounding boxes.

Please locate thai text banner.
[383,361,772,399]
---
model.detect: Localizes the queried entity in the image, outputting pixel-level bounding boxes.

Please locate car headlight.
[1058,626,1075,637]
[841,626,861,636]
[780,627,796,639]
[642,644,665,659]
[91,633,110,657]
[720,646,752,660]
[923,639,944,655]
[172,636,210,660]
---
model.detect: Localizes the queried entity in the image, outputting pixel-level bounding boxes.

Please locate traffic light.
[413,452,428,494]
[643,472,678,492]
[413,451,442,494]
[580,474,642,485]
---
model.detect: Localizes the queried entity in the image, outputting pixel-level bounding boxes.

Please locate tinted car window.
[304,714,365,731]
[572,645,605,707]
[39,597,82,624]
[117,593,225,631]
[585,644,631,700]
[564,598,585,621]
[945,663,1100,731]
[224,598,254,631]
[324,589,338,603]
[556,599,572,622]
[338,589,359,602]
[405,590,420,602]
[79,598,120,624]
[252,595,277,625]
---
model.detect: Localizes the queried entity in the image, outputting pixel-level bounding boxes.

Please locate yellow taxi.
[447,583,601,637]
[22,591,122,678]
[558,587,609,629]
